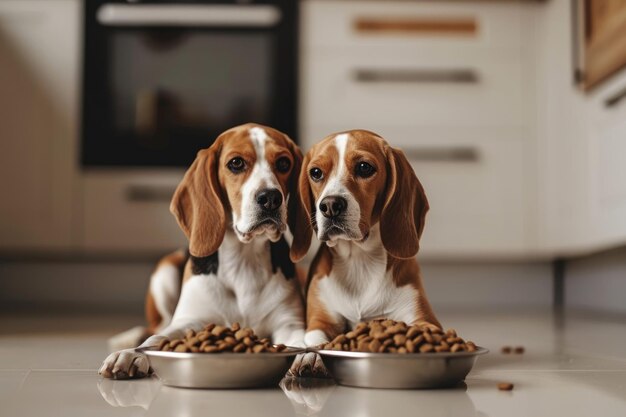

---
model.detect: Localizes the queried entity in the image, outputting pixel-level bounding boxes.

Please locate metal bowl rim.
[310,346,488,359]
[140,346,305,359]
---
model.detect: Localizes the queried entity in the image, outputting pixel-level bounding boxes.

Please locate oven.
[81,0,297,167]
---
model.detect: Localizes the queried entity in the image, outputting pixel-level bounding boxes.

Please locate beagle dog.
[100,123,306,379]
[290,129,441,350]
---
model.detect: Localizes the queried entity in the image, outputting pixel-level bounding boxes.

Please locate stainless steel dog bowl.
[142,347,305,389]
[312,347,488,389]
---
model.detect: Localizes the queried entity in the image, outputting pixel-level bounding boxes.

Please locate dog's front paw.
[289,352,330,378]
[99,349,150,380]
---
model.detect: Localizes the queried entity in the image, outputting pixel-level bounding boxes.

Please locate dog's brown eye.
[310,167,324,182]
[355,162,376,178]
[276,157,291,173]
[227,157,246,173]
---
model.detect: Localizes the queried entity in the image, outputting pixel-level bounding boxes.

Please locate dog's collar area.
[190,252,219,275]
[270,236,295,280]
[188,237,293,280]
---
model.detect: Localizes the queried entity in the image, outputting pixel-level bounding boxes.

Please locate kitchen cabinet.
[0,0,81,251]
[531,0,626,258]
[585,70,626,250]
[301,0,534,259]
[302,0,626,260]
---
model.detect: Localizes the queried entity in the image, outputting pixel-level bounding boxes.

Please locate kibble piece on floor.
[498,382,515,391]
[514,346,525,354]
[501,346,512,354]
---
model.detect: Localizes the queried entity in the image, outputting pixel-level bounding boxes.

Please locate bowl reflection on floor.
[98,374,478,417]
[150,384,295,417]
[280,377,337,415]
[281,377,478,417]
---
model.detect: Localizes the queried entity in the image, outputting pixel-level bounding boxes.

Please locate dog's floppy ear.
[286,139,304,244]
[170,146,225,258]
[289,152,313,262]
[380,146,429,259]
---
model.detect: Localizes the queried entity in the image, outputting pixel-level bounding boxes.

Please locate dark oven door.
[82,0,297,167]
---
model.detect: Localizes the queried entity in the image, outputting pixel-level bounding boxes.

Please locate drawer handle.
[97,4,281,27]
[605,85,626,108]
[126,185,176,202]
[354,17,477,36]
[404,146,479,162]
[354,69,479,84]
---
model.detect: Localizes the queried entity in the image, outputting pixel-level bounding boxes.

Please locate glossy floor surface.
[1,309,625,417]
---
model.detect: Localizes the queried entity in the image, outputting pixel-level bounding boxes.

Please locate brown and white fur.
[100,123,306,379]
[290,130,441,354]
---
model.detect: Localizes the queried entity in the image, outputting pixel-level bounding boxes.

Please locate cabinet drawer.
[304,49,525,129]
[82,171,186,253]
[414,139,527,257]
[302,0,524,51]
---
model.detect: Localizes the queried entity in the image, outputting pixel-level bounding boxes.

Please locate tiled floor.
[1,310,625,416]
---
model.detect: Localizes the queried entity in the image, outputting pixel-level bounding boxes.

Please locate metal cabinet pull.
[605,85,626,108]
[126,185,176,202]
[97,4,281,27]
[354,69,479,84]
[404,146,479,162]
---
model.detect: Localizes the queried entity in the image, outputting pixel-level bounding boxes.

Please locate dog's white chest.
[317,259,418,328]
[173,267,294,337]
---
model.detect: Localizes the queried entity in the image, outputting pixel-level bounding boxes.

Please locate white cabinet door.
[586,70,626,250]
[0,0,80,250]
[82,171,187,253]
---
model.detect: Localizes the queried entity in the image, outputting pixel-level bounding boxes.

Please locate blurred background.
[1,0,625,318]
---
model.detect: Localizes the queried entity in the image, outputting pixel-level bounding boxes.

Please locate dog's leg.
[146,250,186,332]
[413,285,442,331]
[273,326,305,348]
[289,306,345,378]
[99,318,207,380]
[101,269,217,380]
[268,293,306,347]
[106,251,185,353]
[107,326,151,353]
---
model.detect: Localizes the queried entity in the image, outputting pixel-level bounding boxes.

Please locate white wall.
[421,261,553,310]
[4,251,624,316]
[0,261,153,314]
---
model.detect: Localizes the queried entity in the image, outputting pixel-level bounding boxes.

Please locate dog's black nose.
[319,196,347,219]
[256,189,283,211]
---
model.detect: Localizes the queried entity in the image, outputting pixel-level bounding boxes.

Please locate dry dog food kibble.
[502,345,525,355]
[498,382,515,391]
[320,319,477,353]
[157,323,287,353]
